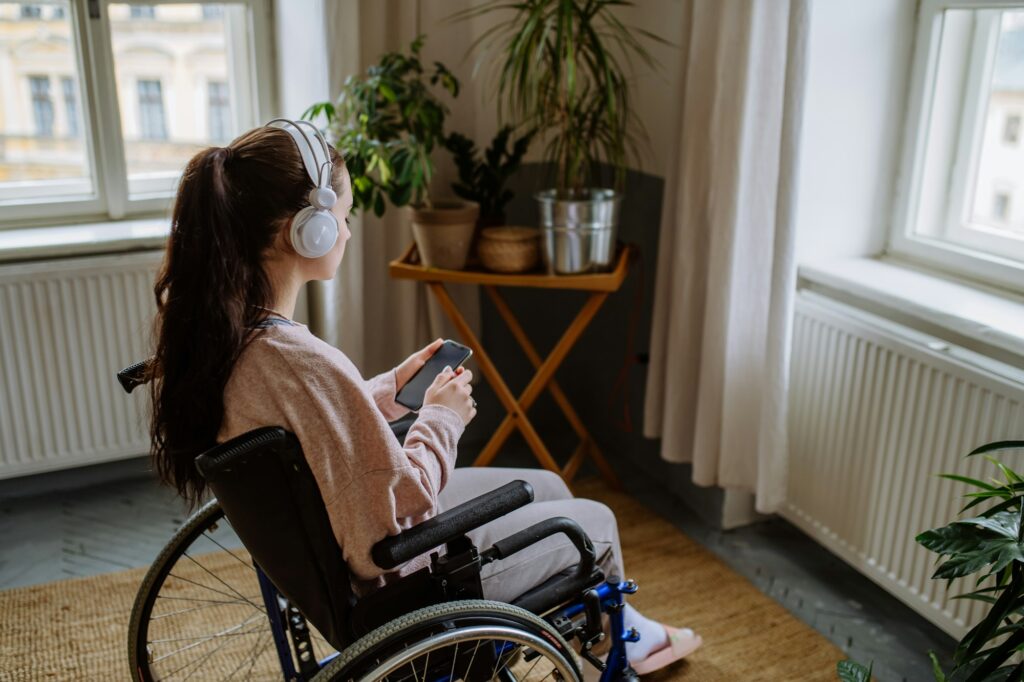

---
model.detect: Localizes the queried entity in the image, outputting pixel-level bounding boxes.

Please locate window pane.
[0,2,93,203]
[109,3,248,198]
[967,11,1024,240]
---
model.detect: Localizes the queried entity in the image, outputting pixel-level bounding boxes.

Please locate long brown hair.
[150,126,343,505]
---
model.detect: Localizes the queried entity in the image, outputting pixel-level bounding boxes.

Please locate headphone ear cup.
[290,208,339,259]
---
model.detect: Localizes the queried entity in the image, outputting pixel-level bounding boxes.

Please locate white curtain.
[643,0,810,514]
[307,0,483,375]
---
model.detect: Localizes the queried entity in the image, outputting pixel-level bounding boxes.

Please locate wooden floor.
[0,459,955,681]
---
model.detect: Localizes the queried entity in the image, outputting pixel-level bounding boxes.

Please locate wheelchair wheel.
[313,600,581,682]
[128,499,336,681]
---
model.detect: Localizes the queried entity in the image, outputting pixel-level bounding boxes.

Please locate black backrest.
[194,427,353,649]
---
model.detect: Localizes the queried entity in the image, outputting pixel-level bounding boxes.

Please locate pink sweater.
[218,320,465,593]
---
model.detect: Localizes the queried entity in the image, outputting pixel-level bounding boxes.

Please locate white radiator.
[785,292,1024,639]
[0,251,162,479]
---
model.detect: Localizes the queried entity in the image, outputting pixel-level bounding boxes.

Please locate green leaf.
[379,83,397,103]
[963,628,1024,681]
[918,524,991,556]
[957,511,1022,540]
[930,651,947,682]
[837,659,873,682]
[956,571,1022,664]
[941,474,999,491]
[969,441,1024,457]
[985,456,1024,486]
[933,545,1006,580]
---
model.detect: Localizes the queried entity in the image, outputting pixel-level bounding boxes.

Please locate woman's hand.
[395,338,444,392]
[424,366,476,425]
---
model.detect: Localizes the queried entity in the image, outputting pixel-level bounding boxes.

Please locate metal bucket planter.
[409,200,480,270]
[535,189,621,274]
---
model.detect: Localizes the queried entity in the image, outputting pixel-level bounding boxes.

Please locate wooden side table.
[389,243,633,489]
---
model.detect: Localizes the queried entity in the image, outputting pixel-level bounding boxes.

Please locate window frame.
[891,0,1024,292]
[0,0,276,229]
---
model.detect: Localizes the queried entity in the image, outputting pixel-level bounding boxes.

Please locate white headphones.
[267,118,339,259]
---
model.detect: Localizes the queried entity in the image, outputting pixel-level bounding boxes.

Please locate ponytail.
[150,127,341,505]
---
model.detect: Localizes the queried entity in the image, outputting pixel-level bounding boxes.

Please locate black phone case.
[395,341,472,411]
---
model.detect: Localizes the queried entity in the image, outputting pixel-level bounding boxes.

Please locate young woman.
[148,120,701,676]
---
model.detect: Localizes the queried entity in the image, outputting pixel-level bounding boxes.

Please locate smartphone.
[395,340,473,411]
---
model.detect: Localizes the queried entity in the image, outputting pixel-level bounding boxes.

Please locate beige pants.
[438,467,625,603]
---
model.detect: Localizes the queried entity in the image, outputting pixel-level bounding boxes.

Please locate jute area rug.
[0,480,843,681]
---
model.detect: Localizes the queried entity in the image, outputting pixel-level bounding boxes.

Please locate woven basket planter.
[478,227,541,273]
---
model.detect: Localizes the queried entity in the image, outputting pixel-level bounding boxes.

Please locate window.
[894,2,1024,290]
[61,77,78,137]
[207,81,230,141]
[0,1,271,227]
[1005,113,1021,143]
[136,80,167,141]
[28,76,54,137]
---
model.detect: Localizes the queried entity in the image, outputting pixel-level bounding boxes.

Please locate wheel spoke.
[518,649,544,681]
[151,612,265,663]
[155,594,261,606]
[149,627,266,644]
[166,571,261,604]
[151,601,255,620]
[233,628,271,681]
[464,639,482,681]
[182,551,265,612]
[200,530,256,573]
[449,641,459,682]
[491,643,520,679]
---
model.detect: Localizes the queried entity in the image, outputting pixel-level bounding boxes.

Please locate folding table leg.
[427,282,562,475]
[483,286,622,489]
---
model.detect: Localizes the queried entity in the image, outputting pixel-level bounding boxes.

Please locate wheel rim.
[131,504,336,680]
[357,625,577,682]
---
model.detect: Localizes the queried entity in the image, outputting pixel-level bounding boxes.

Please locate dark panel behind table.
[458,162,726,528]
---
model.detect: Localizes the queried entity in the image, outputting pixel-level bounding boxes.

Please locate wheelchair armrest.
[372,480,534,570]
[484,516,600,614]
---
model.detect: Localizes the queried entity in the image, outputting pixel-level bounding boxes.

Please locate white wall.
[794,0,917,263]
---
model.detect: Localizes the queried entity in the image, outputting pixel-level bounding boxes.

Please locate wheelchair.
[118,361,643,681]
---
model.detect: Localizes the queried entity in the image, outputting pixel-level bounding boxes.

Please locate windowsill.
[0,218,170,264]
[798,256,1024,367]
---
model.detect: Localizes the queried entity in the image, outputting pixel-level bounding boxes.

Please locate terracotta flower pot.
[409,200,480,270]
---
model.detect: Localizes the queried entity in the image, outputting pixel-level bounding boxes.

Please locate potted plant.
[916,440,1024,680]
[458,0,665,274]
[445,125,535,228]
[444,125,540,272]
[303,37,479,270]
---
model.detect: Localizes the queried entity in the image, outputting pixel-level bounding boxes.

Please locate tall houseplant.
[304,37,480,270]
[916,440,1024,681]
[458,0,665,273]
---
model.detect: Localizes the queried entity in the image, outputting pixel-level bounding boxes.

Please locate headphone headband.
[267,118,333,190]
[266,118,339,259]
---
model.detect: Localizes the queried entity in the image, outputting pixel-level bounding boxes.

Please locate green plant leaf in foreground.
[837,659,873,682]
[967,441,1024,457]
[929,651,947,681]
[920,441,1024,682]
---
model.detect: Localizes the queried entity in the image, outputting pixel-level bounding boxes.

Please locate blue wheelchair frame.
[257,565,639,681]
